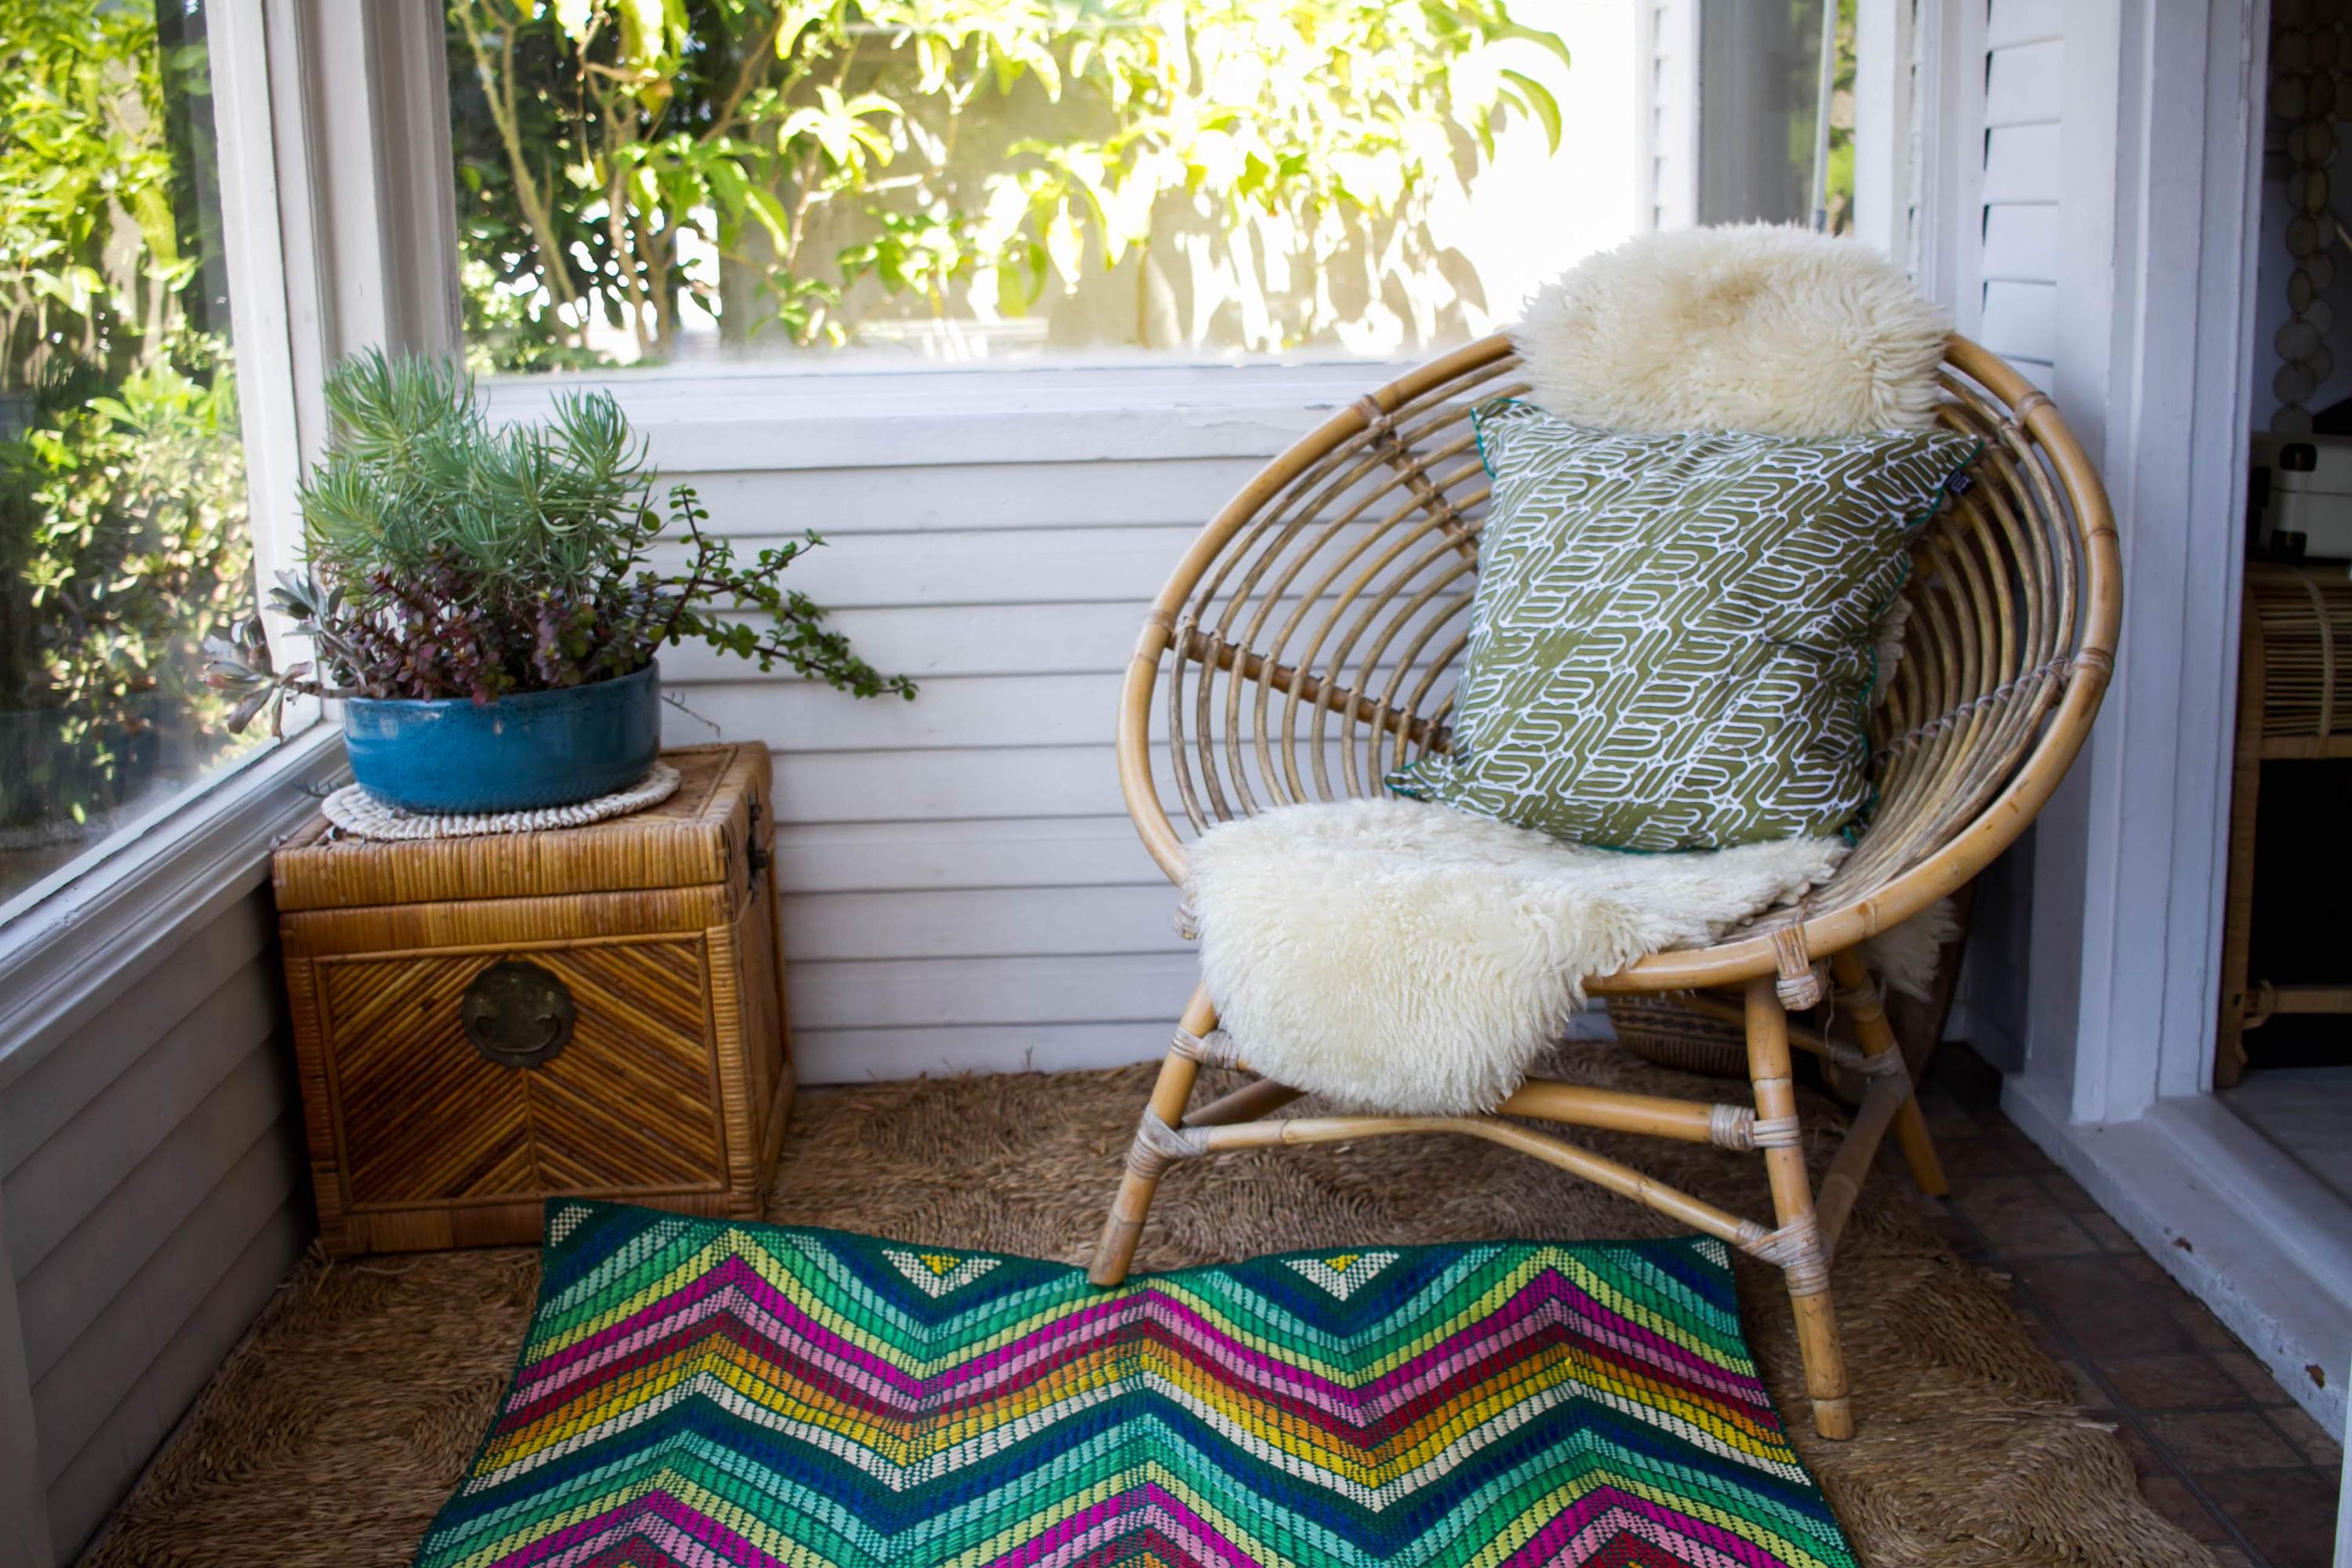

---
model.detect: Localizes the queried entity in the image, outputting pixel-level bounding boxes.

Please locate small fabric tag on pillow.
[1390,401,1981,851]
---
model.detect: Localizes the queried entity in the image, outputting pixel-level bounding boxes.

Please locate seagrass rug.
[81,1053,2216,1567]
[412,1202,1852,1568]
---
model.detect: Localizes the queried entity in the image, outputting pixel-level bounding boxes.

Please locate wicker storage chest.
[274,744,791,1255]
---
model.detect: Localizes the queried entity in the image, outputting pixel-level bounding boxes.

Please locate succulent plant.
[205,350,911,733]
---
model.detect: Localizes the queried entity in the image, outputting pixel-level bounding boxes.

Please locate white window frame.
[472,354,1437,475]
[0,0,455,1070]
[1849,0,1917,267]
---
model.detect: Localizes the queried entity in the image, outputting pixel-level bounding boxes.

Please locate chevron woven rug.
[412,1200,1853,1568]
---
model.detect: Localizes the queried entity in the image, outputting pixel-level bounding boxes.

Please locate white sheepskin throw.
[1863,895,1958,1003]
[1185,799,1844,1115]
[1512,223,1951,438]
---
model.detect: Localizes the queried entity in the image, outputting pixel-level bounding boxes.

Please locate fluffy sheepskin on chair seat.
[1185,800,1844,1115]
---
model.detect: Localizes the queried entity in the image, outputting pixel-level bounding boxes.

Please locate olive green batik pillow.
[1389,401,1981,851]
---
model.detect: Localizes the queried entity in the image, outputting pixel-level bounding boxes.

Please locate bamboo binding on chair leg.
[1831,949,1948,1196]
[1746,977,1853,1441]
[1089,987,1215,1287]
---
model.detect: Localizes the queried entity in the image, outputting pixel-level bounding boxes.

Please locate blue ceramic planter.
[343,661,662,813]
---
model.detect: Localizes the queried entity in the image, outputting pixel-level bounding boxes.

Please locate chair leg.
[1830,949,1949,1197]
[1746,978,1853,1441]
[1088,985,1214,1287]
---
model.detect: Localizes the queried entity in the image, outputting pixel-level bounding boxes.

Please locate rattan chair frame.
[1087,333,2122,1440]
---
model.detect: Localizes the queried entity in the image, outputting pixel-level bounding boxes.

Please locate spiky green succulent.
[207,350,911,731]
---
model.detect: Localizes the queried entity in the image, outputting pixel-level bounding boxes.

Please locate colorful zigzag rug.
[413,1200,1855,1568]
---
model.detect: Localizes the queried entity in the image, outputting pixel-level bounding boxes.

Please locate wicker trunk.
[274,744,792,1255]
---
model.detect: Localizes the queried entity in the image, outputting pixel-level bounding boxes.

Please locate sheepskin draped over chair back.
[1118,334,2122,994]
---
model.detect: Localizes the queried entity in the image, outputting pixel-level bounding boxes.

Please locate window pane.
[1693,0,1851,232]
[1,0,266,907]
[445,1,1623,372]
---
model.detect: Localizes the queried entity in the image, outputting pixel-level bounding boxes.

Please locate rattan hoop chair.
[1087,332,2122,1440]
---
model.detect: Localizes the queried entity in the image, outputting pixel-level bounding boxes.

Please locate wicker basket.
[1607,989,1862,1089]
[1606,993,1751,1079]
[274,743,792,1255]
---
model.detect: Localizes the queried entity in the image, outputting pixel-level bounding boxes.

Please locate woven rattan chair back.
[1116,333,2121,996]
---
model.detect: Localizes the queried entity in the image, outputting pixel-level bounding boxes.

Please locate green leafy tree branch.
[0,0,253,832]
[447,0,1567,367]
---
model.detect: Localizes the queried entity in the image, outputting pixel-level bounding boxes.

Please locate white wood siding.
[674,459,1219,1082]
[1973,1,2063,381]
[1922,0,2063,1059]
[0,884,310,1563]
[1970,0,2060,1017]
[475,368,1393,1087]
[680,448,1220,1084]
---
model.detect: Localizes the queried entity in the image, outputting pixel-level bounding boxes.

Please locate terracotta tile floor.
[1907,1044,2345,1567]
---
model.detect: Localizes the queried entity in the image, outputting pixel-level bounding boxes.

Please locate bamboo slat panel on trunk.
[274,744,793,1255]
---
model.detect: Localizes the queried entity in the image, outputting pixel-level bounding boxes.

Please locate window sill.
[0,722,348,1089]
[477,354,1432,470]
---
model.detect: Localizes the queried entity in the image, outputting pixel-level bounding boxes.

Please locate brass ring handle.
[461,960,575,1069]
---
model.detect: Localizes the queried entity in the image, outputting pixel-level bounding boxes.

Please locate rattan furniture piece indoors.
[1087,332,2122,1440]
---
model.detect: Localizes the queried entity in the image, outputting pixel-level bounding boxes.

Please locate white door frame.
[1984,0,2350,1437]
[2034,0,2261,1124]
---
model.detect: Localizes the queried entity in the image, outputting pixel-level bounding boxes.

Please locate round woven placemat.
[321,763,680,840]
[80,1047,2211,1568]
